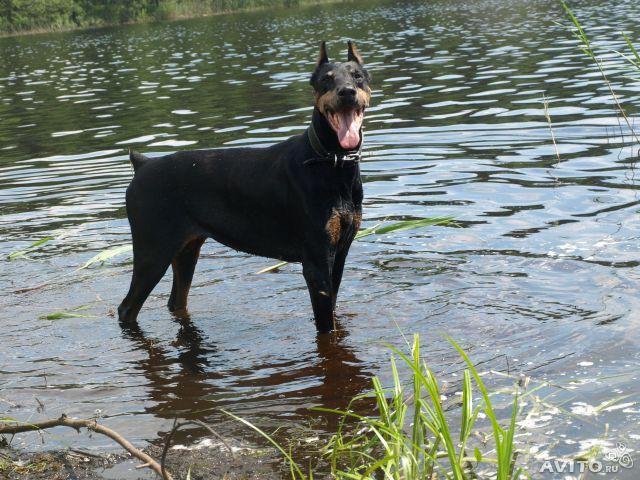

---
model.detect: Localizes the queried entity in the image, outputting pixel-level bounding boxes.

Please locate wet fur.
[118,41,371,333]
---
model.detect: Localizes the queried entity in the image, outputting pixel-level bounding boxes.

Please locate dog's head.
[310,41,371,150]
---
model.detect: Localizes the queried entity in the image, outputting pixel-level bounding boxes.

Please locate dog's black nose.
[338,86,356,98]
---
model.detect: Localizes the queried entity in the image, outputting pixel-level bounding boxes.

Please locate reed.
[561,1,640,144]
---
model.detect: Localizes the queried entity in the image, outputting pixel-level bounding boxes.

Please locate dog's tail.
[128,148,149,172]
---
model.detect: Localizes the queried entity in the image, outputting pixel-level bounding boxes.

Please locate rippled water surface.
[1,0,639,477]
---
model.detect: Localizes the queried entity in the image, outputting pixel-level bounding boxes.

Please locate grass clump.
[229,334,527,480]
[320,335,524,480]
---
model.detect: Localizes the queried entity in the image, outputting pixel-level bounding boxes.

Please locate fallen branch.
[0,414,172,480]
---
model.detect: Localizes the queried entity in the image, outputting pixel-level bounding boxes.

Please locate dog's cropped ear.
[347,40,363,64]
[317,41,329,67]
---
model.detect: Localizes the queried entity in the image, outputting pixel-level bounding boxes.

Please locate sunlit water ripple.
[1,0,639,477]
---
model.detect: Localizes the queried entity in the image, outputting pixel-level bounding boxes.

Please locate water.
[1,0,639,476]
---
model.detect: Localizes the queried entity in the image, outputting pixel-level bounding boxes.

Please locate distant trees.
[1,0,76,32]
[0,0,305,33]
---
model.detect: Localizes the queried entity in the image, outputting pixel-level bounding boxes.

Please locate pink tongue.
[337,110,361,150]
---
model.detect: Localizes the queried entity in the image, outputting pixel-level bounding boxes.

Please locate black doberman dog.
[118,41,371,332]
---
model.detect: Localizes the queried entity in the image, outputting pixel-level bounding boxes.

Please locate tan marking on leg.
[326,208,342,246]
[353,211,362,234]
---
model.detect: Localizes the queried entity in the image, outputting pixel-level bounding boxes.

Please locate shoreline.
[0,442,283,479]
[0,0,349,38]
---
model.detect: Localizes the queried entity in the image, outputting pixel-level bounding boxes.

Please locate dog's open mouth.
[326,107,365,150]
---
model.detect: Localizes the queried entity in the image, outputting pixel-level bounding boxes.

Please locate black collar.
[304,121,362,168]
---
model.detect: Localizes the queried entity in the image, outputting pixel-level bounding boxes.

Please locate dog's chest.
[325,208,362,246]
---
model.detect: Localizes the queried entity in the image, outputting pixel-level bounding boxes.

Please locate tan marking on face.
[326,208,342,246]
[315,90,340,116]
[316,86,370,115]
[356,87,371,108]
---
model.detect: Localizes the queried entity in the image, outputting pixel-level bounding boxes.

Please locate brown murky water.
[1,0,639,477]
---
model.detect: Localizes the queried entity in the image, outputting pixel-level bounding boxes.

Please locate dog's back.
[125,136,308,262]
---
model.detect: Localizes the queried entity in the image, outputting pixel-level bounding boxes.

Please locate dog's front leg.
[302,249,336,333]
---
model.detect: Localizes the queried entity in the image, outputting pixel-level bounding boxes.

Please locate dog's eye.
[321,74,333,83]
[354,72,364,82]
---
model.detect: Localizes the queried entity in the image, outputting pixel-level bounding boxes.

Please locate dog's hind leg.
[118,239,179,325]
[168,237,205,313]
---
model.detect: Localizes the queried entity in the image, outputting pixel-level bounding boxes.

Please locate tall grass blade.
[387,336,464,480]
[622,32,640,66]
[355,216,455,239]
[561,1,593,58]
[76,244,133,271]
[542,94,561,165]
[39,305,94,320]
[561,1,640,144]
[255,260,288,274]
[256,216,454,273]
[222,409,306,479]
[39,311,95,320]
[8,236,55,260]
[447,335,520,480]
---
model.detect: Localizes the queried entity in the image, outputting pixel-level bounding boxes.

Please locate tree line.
[0,0,305,34]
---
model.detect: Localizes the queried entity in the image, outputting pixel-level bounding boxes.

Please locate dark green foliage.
[0,0,311,33]
[0,0,75,32]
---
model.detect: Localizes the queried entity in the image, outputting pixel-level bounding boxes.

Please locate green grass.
[228,334,527,480]
[7,236,55,260]
[38,305,95,320]
[76,244,132,271]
